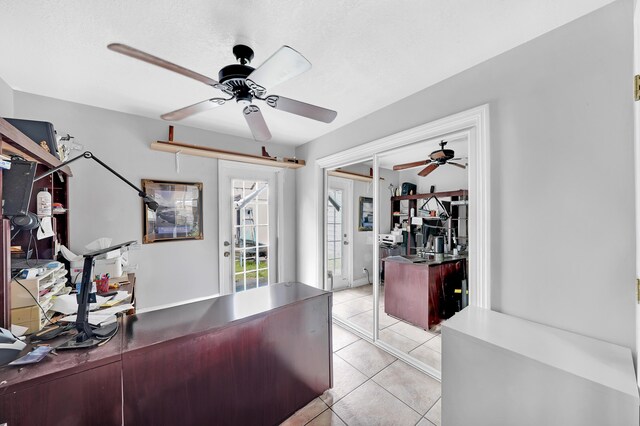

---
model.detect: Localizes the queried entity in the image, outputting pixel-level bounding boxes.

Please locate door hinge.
[635,75,640,101]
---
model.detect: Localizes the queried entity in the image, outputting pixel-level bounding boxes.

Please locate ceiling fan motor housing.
[218,63,255,104]
[432,149,455,164]
[219,45,258,105]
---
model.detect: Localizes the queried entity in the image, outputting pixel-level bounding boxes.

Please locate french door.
[219,161,279,294]
[327,176,352,290]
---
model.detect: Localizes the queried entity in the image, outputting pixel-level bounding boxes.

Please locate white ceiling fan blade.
[263,95,337,123]
[243,105,272,142]
[246,46,311,93]
[161,98,227,121]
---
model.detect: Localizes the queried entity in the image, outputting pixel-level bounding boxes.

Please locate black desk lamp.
[57,240,137,349]
[32,152,157,349]
[34,151,159,211]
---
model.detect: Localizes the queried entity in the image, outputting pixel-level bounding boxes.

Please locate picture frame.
[142,179,203,243]
[358,196,373,231]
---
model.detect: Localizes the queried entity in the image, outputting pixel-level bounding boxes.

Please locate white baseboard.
[352,277,371,287]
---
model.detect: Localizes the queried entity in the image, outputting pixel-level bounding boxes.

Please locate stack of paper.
[59,304,134,326]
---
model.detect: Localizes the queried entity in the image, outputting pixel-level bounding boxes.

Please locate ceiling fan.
[393,140,467,177]
[107,43,337,142]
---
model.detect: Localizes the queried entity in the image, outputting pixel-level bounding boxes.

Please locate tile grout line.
[328,407,349,426]
[370,359,441,418]
[301,401,330,426]
[364,372,425,419]
[421,397,440,420]
[321,368,373,410]
[332,335,362,353]
[334,343,395,379]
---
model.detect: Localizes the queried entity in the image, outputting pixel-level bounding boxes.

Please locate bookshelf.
[390,189,468,255]
[0,118,72,328]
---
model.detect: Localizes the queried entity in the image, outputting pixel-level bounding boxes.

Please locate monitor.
[2,158,36,216]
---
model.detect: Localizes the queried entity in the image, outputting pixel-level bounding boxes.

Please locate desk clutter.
[10,259,135,336]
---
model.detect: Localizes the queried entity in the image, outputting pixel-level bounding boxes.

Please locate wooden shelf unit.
[12,264,68,333]
[390,189,468,255]
[151,140,305,169]
[0,118,71,328]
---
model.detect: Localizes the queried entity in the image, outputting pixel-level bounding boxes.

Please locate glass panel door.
[218,161,279,295]
[327,187,343,287]
[233,179,270,292]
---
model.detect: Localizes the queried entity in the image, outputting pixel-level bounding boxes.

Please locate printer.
[379,233,403,245]
[0,328,26,366]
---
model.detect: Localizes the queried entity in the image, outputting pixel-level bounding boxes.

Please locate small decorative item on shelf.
[52,203,66,214]
[95,274,110,294]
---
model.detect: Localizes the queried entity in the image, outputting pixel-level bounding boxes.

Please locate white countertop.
[443,307,639,400]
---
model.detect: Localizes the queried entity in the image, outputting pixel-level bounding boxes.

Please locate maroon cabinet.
[384,258,463,330]
[0,283,332,426]
[0,327,123,426]
[0,361,122,426]
[122,290,332,426]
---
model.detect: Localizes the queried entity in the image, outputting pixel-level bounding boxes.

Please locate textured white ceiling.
[0,0,615,146]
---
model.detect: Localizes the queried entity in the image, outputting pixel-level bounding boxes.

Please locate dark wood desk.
[0,282,332,426]
[384,257,465,330]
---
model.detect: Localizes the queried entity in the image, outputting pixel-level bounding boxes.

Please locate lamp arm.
[33,151,90,182]
[34,151,158,210]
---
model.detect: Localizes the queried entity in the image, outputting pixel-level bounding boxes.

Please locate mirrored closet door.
[375,136,470,375]
[325,159,375,336]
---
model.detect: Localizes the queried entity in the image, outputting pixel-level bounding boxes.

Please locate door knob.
[343,241,349,245]
[224,241,230,246]
[224,252,230,257]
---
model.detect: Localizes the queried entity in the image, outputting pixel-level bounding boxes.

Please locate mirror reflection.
[377,137,469,373]
[326,160,377,335]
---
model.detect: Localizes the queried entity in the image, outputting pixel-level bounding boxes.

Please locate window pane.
[246,271,258,290]
[235,273,245,293]
[233,179,271,292]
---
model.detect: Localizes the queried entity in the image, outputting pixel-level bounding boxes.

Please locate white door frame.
[327,175,354,290]
[633,0,640,386]
[218,160,284,295]
[316,104,491,379]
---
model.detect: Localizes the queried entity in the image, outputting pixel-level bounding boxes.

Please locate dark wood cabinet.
[0,361,123,426]
[0,283,332,426]
[384,258,464,330]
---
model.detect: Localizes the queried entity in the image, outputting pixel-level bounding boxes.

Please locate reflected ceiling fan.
[393,141,467,177]
[107,43,337,142]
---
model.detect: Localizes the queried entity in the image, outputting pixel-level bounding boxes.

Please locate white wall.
[13,92,297,310]
[0,76,13,117]
[336,164,398,285]
[350,174,374,285]
[296,0,635,351]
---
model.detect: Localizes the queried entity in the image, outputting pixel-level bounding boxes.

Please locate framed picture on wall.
[358,196,373,231]
[142,179,203,243]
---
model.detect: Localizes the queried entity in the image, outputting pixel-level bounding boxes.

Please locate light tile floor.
[332,285,442,372]
[281,323,441,426]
